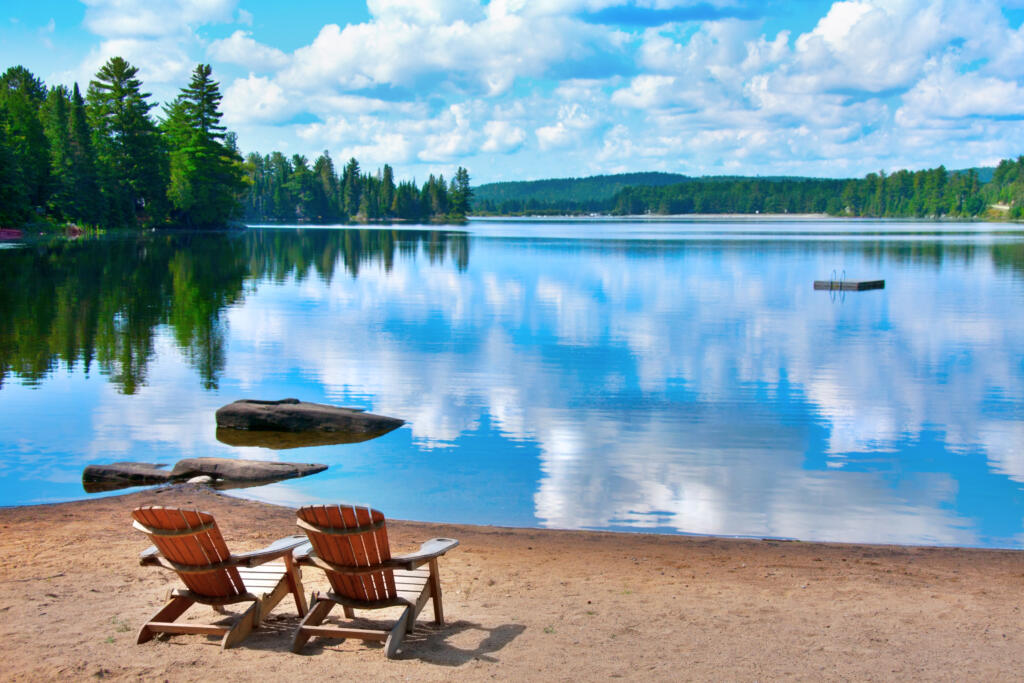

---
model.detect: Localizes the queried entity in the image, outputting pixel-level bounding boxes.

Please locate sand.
[1,484,1021,681]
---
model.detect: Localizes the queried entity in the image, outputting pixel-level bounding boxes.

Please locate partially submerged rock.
[215,398,404,439]
[82,456,327,493]
[216,427,387,449]
[169,457,327,482]
[81,462,172,492]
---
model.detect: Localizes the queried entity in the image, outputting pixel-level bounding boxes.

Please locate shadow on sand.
[228,614,524,665]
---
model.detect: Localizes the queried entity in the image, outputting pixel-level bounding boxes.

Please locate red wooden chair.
[292,504,458,658]
[132,506,308,649]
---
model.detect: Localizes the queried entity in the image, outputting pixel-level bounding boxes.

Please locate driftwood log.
[215,398,404,438]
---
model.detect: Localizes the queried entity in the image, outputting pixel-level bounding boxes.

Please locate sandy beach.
[1,484,1021,681]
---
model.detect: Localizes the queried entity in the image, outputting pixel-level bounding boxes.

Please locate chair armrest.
[232,535,309,567]
[391,538,460,569]
[293,540,314,562]
[139,545,161,566]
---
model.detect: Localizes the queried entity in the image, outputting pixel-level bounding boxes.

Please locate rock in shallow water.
[82,457,327,493]
[169,457,327,482]
[214,398,404,437]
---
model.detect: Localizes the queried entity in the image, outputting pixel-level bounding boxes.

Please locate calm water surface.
[2,218,1024,548]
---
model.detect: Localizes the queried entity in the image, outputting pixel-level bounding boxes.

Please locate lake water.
[2,218,1024,548]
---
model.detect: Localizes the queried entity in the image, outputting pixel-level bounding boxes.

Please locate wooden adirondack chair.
[292,504,459,658]
[131,506,309,649]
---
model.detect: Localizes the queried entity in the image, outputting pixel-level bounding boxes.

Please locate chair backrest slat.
[132,506,245,598]
[297,504,395,603]
[308,505,359,599]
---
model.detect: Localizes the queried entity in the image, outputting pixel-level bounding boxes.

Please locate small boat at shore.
[0,228,24,240]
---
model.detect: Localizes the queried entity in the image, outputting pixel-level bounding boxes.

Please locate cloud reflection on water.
[2,224,1023,546]
[219,229,1024,545]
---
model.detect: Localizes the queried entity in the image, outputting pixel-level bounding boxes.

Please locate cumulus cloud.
[535,102,602,150]
[207,30,289,71]
[481,120,527,152]
[222,74,292,123]
[76,0,242,89]
[81,0,237,38]
[367,0,485,24]
[64,0,1024,179]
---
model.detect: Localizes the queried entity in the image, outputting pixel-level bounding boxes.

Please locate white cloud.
[222,73,292,124]
[51,0,1024,180]
[81,0,237,38]
[481,120,527,152]
[367,0,485,24]
[82,37,194,86]
[611,74,680,108]
[899,63,1024,121]
[535,102,601,150]
[208,30,289,71]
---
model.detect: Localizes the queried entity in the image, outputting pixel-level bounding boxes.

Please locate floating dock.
[813,279,884,291]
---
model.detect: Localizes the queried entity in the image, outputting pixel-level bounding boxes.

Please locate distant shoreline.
[470,212,1016,222]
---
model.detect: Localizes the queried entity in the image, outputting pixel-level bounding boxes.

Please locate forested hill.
[473,172,691,213]
[0,61,471,229]
[472,164,1024,219]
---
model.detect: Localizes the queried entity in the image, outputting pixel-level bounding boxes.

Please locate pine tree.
[164,64,243,227]
[449,166,472,218]
[341,157,361,217]
[1,66,50,211]
[287,154,314,221]
[41,86,73,219]
[67,84,99,223]
[0,104,29,224]
[87,57,167,227]
[311,151,339,222]
[381,164,395,218]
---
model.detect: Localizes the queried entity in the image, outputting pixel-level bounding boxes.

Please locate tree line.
[472,171,690,214]
[0,61,471,229]
[242,153,471,224]
[473,164,1024,219]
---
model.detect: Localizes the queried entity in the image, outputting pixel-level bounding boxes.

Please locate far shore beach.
[1,484,1022,681]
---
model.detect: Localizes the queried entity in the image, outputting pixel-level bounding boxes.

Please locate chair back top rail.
[132,506,246,598]
[297,504,397,602]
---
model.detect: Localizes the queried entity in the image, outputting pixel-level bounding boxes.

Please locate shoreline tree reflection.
[0,228,470,391]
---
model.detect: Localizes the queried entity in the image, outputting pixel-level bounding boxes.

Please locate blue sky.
[3,0,1024,184]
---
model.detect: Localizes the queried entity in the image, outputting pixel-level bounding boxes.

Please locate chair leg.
[284,555,308,616]
[428,558,445,624]
[221,601,259,649]
[292,597,335,653]
[385,607,410,659]
[137,595,193,644]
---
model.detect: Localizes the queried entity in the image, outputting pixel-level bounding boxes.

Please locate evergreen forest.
[4,59,1024,227]
[0,61,472,229]
[474,164,1024,219]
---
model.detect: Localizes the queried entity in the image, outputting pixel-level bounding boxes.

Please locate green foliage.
[0,60,468,229]
[449,166,472,219]
[241,156,471,224]
[473,171,690,213]
[988,156,1024,219]
[164,64,245,227]
[474,166,1011,219]
[41,86,73,219]
[1,65,50,211]
[87,57,168,227]
[0,103,29,224]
